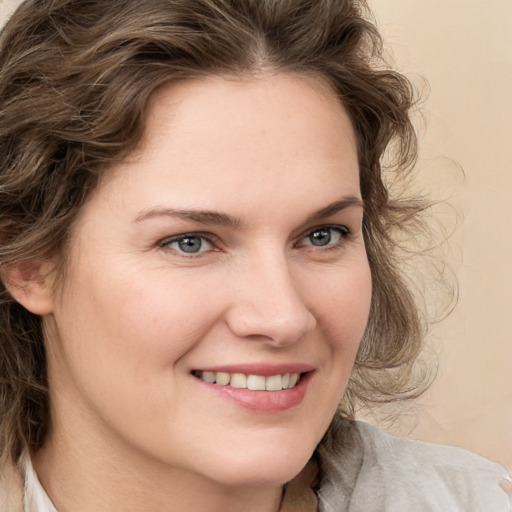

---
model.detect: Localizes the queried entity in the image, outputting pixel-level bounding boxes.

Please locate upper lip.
[191,363,315,376]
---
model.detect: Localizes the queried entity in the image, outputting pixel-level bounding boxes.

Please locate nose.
[225,254,317,346]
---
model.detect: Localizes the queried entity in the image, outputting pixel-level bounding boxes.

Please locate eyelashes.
[297,225,350,249]
[158,233,215,255]
[158,224,352,257]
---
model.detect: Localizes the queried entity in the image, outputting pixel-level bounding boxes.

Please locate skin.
[23,73,372,512]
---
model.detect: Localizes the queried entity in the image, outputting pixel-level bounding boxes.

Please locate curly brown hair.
[0,0,431,469]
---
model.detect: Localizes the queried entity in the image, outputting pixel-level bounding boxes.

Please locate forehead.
[86,73,360,224]
[142,72,357,160]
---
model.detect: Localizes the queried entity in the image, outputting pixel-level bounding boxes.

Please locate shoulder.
[316,417,511,512]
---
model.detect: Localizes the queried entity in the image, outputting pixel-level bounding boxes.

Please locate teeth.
[202,371,216,383]
[216,372,230,386]
[195,371,301,391]
[230,373,247,388]
[247,375,266,391]
[266,374,282,391]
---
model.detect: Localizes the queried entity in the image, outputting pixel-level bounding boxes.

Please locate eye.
[159,233,214,255]
[299,226,350,248]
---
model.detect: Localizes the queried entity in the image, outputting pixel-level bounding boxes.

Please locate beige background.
[1,0,511,470]
[370,0,512,470]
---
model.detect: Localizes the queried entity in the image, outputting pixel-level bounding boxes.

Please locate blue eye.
[160,234,213,254]
[302,226,349,247]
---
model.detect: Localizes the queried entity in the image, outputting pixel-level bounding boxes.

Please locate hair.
[0,0,432,469]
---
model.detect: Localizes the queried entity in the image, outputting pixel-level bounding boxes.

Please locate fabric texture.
[1,418,510,511]
[317,417,511,511]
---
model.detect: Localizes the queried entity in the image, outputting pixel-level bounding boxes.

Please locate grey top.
[317,417,511,511]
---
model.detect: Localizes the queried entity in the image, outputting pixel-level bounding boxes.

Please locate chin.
[198,434,319,487]
[212,459,310,488]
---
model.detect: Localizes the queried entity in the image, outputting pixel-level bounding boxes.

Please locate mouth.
[190,364,314,412]
[192,370,302,391]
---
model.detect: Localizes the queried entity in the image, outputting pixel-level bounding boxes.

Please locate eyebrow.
[135,208,242,228]
[134,195,363,228]
[303,196,364,224]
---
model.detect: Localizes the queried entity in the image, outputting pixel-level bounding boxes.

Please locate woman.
[0,0,509,510]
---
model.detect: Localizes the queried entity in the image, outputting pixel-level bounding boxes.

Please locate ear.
[1,259,56,315]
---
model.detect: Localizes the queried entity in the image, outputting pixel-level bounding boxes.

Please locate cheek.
[305,260,372,352]
[76,275,221,367]
[48,268,205,399]
[46,265,228,436]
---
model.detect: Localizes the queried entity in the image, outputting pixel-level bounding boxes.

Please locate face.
[42,74,371,487]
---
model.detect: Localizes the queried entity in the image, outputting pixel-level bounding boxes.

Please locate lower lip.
[195,372,313,413]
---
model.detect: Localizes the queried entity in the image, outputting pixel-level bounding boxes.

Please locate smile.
[193,371,301,391]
